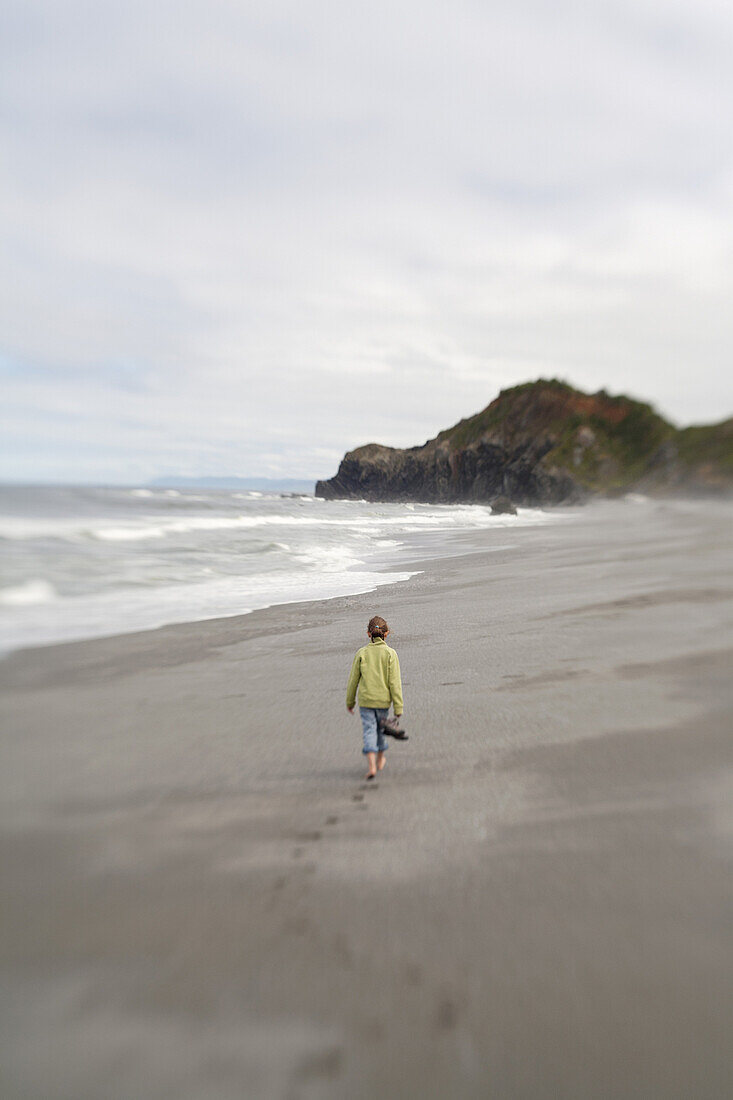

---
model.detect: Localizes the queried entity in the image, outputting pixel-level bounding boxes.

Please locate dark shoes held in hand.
[378,716,408,741]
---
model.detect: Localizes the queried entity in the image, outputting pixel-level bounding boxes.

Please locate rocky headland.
[316,380,733,506]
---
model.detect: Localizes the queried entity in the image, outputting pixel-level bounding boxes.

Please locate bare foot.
[366,770,377,781]
[377,753,387,772]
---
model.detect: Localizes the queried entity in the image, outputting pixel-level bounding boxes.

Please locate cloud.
[1,0,733,481]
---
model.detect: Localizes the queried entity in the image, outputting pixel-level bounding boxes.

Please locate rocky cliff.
[315,380,733,506]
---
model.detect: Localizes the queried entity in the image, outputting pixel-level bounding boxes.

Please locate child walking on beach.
[346,615,404,780]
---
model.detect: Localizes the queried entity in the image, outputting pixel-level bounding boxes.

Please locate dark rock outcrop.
[490,496,518,515]
[316,380,733,506]
[316,438,575,506]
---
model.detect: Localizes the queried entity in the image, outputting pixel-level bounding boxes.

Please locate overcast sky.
[2,0,733,483]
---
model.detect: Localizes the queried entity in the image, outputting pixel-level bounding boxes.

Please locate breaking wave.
[0,485,570,653]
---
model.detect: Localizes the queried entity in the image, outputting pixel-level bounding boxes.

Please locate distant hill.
[149,476,315,493]
[316,380,733,506]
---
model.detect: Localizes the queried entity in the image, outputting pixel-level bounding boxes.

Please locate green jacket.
[346,637,403,715]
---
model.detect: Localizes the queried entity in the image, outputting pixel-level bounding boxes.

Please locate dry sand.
[1,498,732,1099]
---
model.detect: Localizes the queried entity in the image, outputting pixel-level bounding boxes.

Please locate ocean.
[0,485,566,654]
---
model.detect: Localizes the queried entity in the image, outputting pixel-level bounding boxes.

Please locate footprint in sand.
[285,915,311,936]
[333,933,353,967]
[435,997,460,1031]
[363,1018,385,1042]
[295,1046,343,1084]
[404,962,422,986]
[325,815,339,826]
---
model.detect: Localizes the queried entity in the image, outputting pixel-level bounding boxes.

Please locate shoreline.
[4,492,727,666]
[0,501,575,665]
[2,498,732,1098]
[0,497,569,658]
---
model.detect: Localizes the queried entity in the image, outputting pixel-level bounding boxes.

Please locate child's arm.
[346,652,362,712]
[388,651,404,716]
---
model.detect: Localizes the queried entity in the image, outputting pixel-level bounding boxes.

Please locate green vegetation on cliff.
[437,380,678,492]
[316,380,733,505]
[676,419,733,471]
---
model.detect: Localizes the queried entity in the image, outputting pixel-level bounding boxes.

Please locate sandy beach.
[1,498,732,1099]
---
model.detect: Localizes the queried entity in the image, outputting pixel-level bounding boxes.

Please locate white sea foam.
[294,545,363,571]
[0,566,419,654]
[94,525,170,541]
[0,486,574,654]
[0,505,560,544]
[0,579,57,606]
[129,487,204,502]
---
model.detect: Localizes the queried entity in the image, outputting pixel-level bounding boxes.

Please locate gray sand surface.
[1,499,732,1099]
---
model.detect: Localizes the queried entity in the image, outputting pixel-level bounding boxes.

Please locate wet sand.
[1,499,732,1099]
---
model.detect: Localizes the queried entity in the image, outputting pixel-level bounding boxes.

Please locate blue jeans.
[359,707,389,755]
